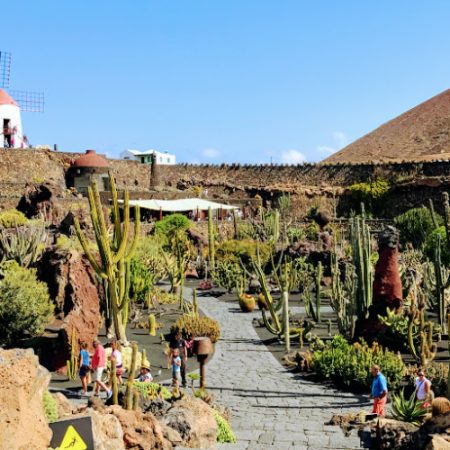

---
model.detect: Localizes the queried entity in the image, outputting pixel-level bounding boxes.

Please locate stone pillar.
[150,152,160,189]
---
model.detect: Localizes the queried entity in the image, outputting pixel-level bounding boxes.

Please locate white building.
[0,89,25,148]
[120,149,176,165]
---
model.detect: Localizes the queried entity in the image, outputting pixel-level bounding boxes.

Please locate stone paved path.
[194,293,369,450]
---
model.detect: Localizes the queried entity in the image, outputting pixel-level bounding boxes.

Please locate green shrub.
[212,260,242,293]
[236,222,256,240]
[43,391,58,423]
[213,410,237,443]
[305,222,320,241]
[312,335,405,391]
[128,257,154,303]
[172,315,221,343]
[135,235,167,283]
[216,239,271,267]
[154,214,191,240]
[424,226,450,265]
[395,207,442,249]
[0,261,54,345]
[131,381,172,400]
[0,209,28,228]
[287,226,306,244]
[348,179,391,212]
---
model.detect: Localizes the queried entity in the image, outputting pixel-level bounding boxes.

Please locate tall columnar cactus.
[315,262,323,323]
[192,289,199,318]
[330,251,356,338]
[66,329,78,381]
[272,209,280,243]
[74,172,140,341]
[350,204,373,321]
[148,314,156,336]
[208,207,215,272]
[125,343,138,410]
[423,234,448,331]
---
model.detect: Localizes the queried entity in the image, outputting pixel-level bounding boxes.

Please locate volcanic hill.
[323,89,450,163]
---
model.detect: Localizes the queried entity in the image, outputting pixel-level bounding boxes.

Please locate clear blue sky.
[3,1,450,163]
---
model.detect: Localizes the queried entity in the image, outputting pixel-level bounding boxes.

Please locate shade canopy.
[124,198,238,212]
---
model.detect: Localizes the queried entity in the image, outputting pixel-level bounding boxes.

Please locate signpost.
[49,416,94,450]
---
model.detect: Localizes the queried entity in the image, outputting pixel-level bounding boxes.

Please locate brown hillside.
[323,89,450,163]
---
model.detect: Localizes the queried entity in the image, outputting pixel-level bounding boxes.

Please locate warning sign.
[49,416,95,450]
[60,425,87,450]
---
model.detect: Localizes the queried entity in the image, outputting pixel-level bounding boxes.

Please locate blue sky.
[3,1,450,163]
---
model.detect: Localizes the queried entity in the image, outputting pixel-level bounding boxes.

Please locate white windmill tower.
[0,50,44,148]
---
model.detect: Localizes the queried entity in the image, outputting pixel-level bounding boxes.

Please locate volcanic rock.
[0,348,52,450]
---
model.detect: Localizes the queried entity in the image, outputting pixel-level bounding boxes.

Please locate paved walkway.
[194,293,369,450]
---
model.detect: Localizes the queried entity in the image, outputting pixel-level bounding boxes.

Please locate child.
[172,348,182,387]
[136,362,153,382]
[78,342,90,395]
[109,339,123,385]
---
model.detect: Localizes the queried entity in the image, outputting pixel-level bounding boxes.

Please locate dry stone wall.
[1,149,450,218]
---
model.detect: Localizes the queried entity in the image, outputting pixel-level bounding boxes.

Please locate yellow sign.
[59,425,88,450]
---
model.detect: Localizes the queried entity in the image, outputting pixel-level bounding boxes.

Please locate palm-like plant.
[391,389,428,426]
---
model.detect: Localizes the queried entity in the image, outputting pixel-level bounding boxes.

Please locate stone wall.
[1,149,450,218]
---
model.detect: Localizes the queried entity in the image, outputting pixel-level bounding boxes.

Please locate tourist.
[171,348,182,387]
[136,362,153,382]
[91,339,112,398]
[109,339,123,385]
[78,342,90,395]
[371,364,388,416]
[170,329,188,387]
[415,369,432,406]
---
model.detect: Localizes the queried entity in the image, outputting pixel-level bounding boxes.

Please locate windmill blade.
[9,90,44,113]
[0,51,12,88]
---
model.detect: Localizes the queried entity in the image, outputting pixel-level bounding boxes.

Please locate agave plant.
[391,389,427,425]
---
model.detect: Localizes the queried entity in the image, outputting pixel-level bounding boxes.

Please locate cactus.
[420,321,438,368]
[66,329,78,381]
[148,314,156,336]
[330,251,356,339]
[192,289,199,318]
[350,204,373,321]
[74,172,140,341]
[111,359,119,405]
[125,343,138,410]
[432,397,450,416]
[133,389,140,410]
[208,207,215,271]
[304,263,322,323]
[0,223,47,268]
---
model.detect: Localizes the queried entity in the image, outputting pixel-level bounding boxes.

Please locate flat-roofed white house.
[120,149,176,165]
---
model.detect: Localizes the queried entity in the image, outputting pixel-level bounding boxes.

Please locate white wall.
[120,149,176,165]
[0,104,24,148]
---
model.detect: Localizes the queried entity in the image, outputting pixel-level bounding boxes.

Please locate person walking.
[371,364,388,416]
[91,339,111,398]
[415,369,432,407]
[78,342,90,395]
[170,330,188,387]
[109,339,123,385]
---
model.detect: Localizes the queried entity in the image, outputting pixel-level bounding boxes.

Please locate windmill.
[0,50,44,148]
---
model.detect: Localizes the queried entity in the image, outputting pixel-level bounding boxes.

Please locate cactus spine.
[208,207,215,272]
[148,314,156,336]
[350,204,373,321]
[74,172,140,341]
